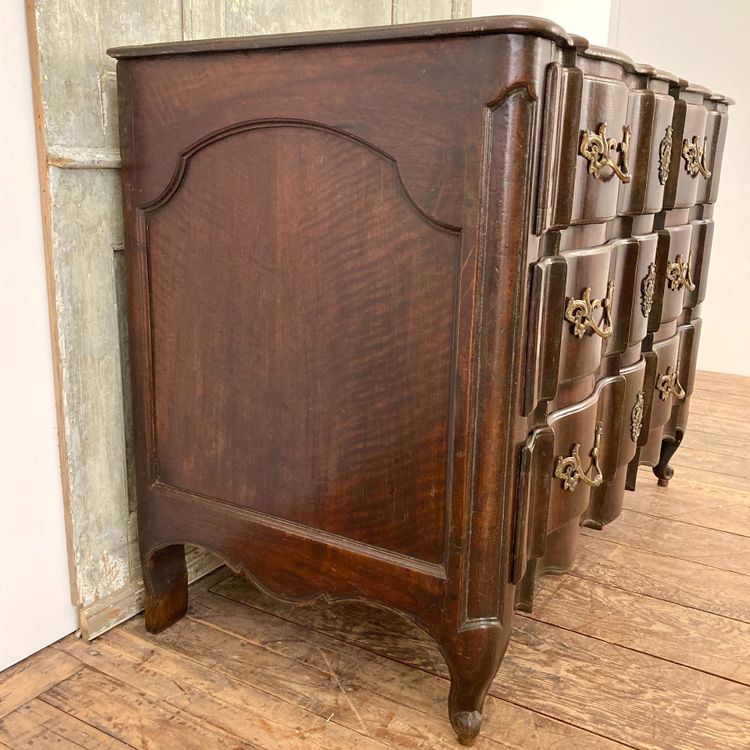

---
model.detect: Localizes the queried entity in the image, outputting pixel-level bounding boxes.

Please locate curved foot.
[653,428,683,488]
[450,710,482,747]
[142,544,188,633]
[439,624,509,746]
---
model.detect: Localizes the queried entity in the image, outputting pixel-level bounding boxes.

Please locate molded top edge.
[107,14,576,59]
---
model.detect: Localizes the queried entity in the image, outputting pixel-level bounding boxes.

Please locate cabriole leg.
[653,428,684,487]
[440,625,508,746]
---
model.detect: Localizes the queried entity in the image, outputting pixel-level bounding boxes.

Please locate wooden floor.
[2,369,749,750]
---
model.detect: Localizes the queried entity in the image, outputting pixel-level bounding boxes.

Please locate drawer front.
[559,243,617,384]
[648,333,683,429]
[618,90,675,216]
[571,75,630,225]
[547,375,624,534]
[674,102,708,209]
[698,109,729,205]
[649,224,693,330]
[683,219,714,309]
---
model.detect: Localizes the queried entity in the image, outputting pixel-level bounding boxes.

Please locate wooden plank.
[31,0,183,150]
[681,427,749,459]
[668,446,750,484]
[42,667,264,750]
[0,646,82,719]
[210,574,750,750]
[500,617,750,750]
[527,573,750,684]
[582,509,750,576]
[0,699,129,749]
[694,370,750,398]
[124,588,630,750]
[625,468,750,537]
[393,0,453,24]
[570,534,750,623]
[222,0,391,37]
[47,166,130,606]
[55,635,390,750]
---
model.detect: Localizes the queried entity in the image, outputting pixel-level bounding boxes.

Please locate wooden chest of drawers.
[110,16,731,746]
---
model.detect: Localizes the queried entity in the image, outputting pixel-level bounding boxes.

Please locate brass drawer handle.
[554,422,604,491]
[656,366,686,401]
[580,123,632,183]
[682,136,712,179]
[666,250,696,292]
[565,281,615,339]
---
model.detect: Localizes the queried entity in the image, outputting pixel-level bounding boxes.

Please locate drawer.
[697,107,729,205]
[571,75,631,225]
[617,233,658,353]
[513,375,624,583]
[558,243,616,383]
[618,90,675,216]
[546,375,624,534]
[648,224,693,330]
[648,333,683,431]
[584,358,646,528]
[683,219,714,309]
[671,101,708,209]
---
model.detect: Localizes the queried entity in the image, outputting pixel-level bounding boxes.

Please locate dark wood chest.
[110,16,731,745]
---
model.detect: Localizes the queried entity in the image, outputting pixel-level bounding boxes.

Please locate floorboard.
[1,369,748,750]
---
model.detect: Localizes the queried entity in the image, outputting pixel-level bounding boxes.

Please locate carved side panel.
[146,124,461,564]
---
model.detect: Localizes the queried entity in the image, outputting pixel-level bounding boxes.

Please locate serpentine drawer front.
[110,16,731,747]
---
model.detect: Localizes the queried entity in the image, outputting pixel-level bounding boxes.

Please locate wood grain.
[570,534,750,623]
[526,573,750,684]
[0,648,82,720]
[624,467,750,536]
[0,699,130,749]
[582,509,750,575]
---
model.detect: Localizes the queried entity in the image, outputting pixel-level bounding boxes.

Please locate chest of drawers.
[110,16,731,746]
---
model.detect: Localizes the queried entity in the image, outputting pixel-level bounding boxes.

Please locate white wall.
[474,0,748,376]
[0,3,77,670]
[472,0,612,46]
[610,0,749,376]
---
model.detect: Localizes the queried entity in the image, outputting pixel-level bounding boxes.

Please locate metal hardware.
[655,366,686,401]
[682,135,712,179]
[640,262,657,317]
[630,390,645,443]
[565,281,615,339]
[658,125,673,185]
[554,422,604,492]
[580,123,632,183]
[666,251,696,292]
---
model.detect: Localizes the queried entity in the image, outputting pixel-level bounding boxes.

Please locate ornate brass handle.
[655,366,686,401]
[554,422,604,492]
[666,250,696,292]
[682,136,712,179]
[565,281,615,339]
[580,123,632,183]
